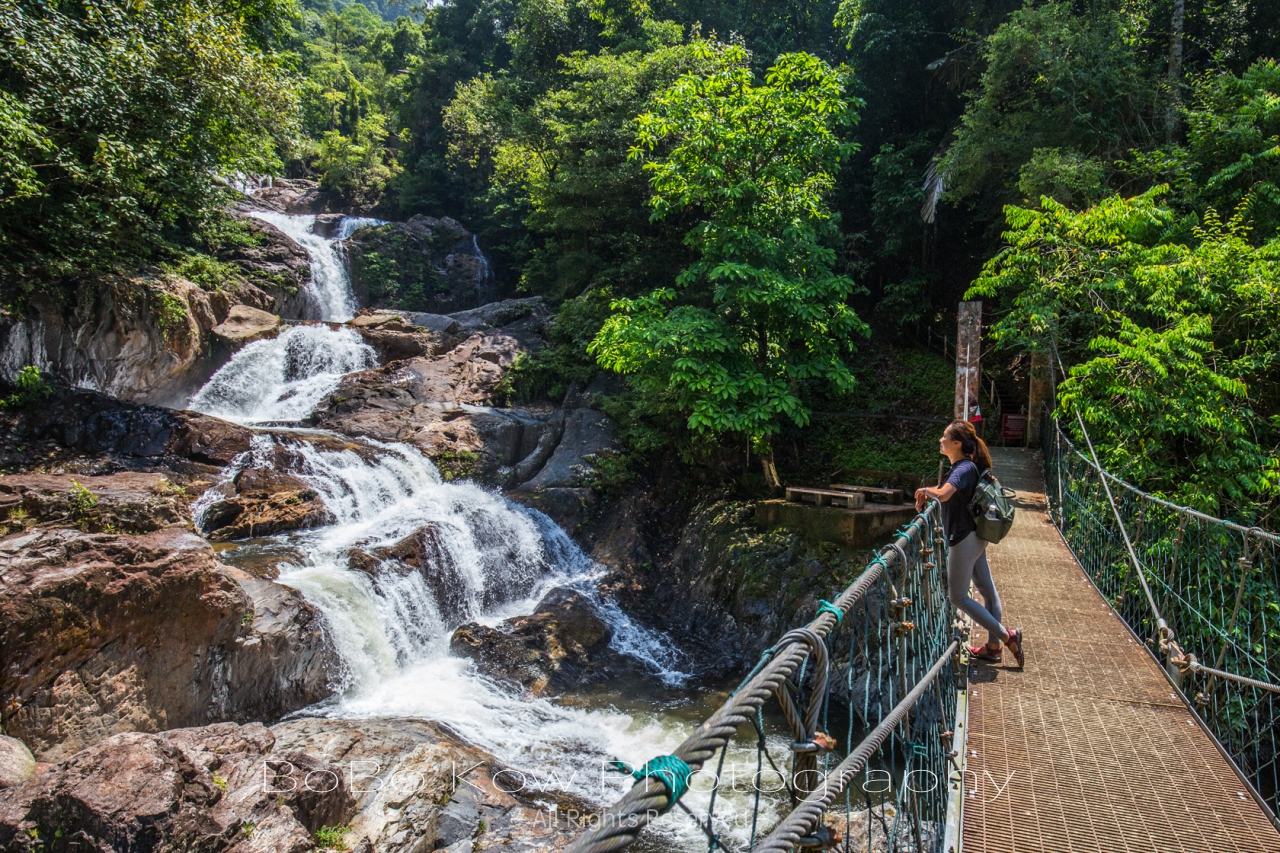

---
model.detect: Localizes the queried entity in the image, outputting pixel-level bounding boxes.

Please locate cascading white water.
[248,211,383,322]
[187,325,376,424]
[204,436,761,836]
[337,215,386,240]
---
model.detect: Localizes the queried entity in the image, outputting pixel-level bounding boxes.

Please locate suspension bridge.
[561,416,1280,853]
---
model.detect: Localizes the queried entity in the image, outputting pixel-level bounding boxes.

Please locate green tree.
[940,1,1161,216]
[590,46,866,487]
[445,23,720,299]
[969,188,1280,517]
[0,0,298,300]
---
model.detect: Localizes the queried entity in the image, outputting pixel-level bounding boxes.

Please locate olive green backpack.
[969,469,1016,544]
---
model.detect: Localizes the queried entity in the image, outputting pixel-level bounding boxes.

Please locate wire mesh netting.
[564,503,961,853]
[821,507,958,853]
[1041,412,1280,819]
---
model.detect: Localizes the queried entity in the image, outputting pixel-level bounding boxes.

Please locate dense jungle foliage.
[2,0,1280,518]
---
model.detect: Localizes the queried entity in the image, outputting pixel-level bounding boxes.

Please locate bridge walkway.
[960,448,1280,852]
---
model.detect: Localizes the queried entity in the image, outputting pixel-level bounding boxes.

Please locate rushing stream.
[188,211,796,849]
[248,211,384,322]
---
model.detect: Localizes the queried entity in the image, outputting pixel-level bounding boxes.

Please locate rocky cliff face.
[345,215,498,314]
[0,722,355,853]
[0,264,305,409]
[0,525,337,761]
[0,389,340,762]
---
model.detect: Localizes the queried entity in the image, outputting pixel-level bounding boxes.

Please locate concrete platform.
[755,499,918,548]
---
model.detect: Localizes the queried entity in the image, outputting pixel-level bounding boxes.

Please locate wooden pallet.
[828,483,905,504]
[784,487,866,509]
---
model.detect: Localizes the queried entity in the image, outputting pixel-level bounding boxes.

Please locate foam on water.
[247,211,382,321]
[187,325,376,424]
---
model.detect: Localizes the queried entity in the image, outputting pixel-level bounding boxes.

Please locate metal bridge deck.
[960,448,1280,853]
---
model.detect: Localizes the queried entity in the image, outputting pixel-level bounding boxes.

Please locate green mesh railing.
[1041,412,1280,821]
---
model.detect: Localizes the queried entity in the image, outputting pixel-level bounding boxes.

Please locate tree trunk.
[761,446,781,492]
[1166,0,1185,141]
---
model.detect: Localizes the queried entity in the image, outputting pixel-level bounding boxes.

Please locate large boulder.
[0,738,35,790]
[211,304,281,353]
[201,482,332,542]
[0,472,189,534]
[0,384,253,474]
[347,310,448,363]
[0,722,355,853]
[450,588,615,696]
[348,523,472,622]
[344,216,498,314]
[313,299,555,482]
[215,212,313,317]
[0,526,336,760]
[517,408,618,491]
[270,718,578,853]
[242,177,334,216]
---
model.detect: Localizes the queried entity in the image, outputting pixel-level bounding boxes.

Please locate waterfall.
[248,211,382,322]
[187,325,376,424]
[207,434,707,818]
[470,234,494,304]
[337,216,386,240]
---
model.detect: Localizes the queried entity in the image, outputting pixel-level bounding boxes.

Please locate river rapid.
[186,213,795,850]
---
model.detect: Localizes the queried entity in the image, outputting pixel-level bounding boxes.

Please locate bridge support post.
[1026,351,1052,446]
[954,300,982,424]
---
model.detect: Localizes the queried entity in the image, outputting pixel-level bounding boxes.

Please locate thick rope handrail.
[561,503,941,853]
[1170,652,1280,694]
[753,641,961,853]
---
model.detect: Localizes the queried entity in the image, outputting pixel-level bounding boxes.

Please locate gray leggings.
[947,532,1006,642]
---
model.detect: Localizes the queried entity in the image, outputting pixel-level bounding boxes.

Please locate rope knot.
[610,755,691,812]
[816,599,843,623]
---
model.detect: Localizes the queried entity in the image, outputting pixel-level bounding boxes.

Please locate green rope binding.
[609,755,692,812]
[816,599,843,623]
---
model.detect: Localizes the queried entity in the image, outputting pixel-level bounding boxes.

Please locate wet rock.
[347,310,443,363]
[202,492,331,541]
[350,522,471,622]
[244,177,334,215]
[0,384,252,474]
[311,213,345,238]
[211,304,281,353]
[0,526,335,760]
[518,409,618,491]
[217,213,313,316]
[220,568,342,723]
[450,588,614,696]
[507,488,596,537]
[313,301,554,482]
[0,737,35,789]
[0,722,355,853]
[202,466,333,542]
[508,409,566,484]
[270,717,578,853]
[0,472,189,533]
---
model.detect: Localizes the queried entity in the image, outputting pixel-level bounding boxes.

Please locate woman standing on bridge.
[914,421,1024,667]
